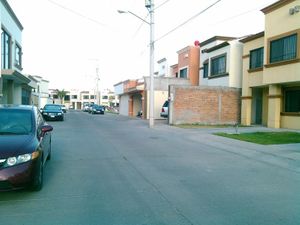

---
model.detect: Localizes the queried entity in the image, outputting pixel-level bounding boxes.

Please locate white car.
[160,100,169,118]
[60,104,67,113]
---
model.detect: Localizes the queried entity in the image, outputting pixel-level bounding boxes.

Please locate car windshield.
[44,105,61,110]
[0,109,33,135]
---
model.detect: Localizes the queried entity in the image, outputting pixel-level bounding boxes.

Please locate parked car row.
[83,103,105,115]
[0,104,53,191]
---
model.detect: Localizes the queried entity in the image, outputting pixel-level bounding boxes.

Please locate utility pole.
[145,0,155,128]
[118,1,155,127]
[96,67,100,105]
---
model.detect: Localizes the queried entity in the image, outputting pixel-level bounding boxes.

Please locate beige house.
[241,0,300,129]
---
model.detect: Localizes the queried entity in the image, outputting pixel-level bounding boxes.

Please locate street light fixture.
[118,0,155,128]
[117,10,150,25]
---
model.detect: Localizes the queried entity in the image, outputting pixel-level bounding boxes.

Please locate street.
[0,111,300,225]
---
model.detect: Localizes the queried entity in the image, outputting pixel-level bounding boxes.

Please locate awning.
[1,69,31,84]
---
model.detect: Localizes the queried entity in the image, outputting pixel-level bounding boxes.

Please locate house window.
[250,47,264,69]
[211,54,226,76]
[21,89,30,105]
[284,89,300,113]
[270,34,297,63]
[1,29,11,69]
[71,95,77,99]
[179,68,187,78]
[90,95,95,99]
[83,95,89,99]
[203,63,208,78]
[15,44,22,68]
[102,95,108,100]
[64,95,70,101]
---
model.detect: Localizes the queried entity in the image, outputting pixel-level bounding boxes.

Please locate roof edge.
[200,36,236,47]
[1,0,24,30]
[240,31,265,43]
[261,0,295,14]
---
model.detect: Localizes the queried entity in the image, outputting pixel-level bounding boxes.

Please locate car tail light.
[162,108,165,112]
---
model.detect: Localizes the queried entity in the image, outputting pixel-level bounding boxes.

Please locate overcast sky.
[7,0,277,91]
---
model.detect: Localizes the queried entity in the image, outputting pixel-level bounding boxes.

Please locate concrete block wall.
[169,86,241,125]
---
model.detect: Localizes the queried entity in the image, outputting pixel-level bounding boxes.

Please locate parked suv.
[160,100,169,118]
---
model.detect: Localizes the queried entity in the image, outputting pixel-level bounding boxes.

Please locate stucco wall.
[144,76,191,91]
[169,85,241,125]
[145,90,168,119]
[281,116,300,129]
[119,94,129,116]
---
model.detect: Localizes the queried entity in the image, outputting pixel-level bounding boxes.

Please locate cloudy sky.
[8,0,277,91]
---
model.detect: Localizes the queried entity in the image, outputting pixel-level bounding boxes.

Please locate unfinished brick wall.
[169,86,241,125]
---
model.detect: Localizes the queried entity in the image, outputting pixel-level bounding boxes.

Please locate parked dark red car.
[0,105,53,191]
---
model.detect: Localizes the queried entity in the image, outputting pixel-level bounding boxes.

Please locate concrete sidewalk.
[152,120,300,173]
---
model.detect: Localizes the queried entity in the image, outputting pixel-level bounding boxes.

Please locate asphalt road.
[0,111,299,225]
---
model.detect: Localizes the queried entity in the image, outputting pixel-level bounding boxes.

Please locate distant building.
[100,89,118,107]
[29,75,51,108]
[157,58,169,77]
[49,88,117,110]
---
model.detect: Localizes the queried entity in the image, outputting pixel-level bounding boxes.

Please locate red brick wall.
[169,86,241,125]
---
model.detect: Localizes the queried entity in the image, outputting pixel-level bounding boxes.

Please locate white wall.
[119,94,129,116]
[199,40,243,88]
[229,40,243,88]
[145,90,168,119]
[13,84,22,104]
[114,83,124,95]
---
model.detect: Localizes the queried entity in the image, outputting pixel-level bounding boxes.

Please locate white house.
[199,36,243,88]
[0,0,31,104]
[29,75,51,108]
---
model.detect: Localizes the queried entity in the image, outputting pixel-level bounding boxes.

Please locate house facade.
[172,45,200,86]
[199,36,243,88]
[29,75,51,108]
[114,79,145,118]
[114,77,190,119]
[241,0,300,129]
[0,0,31,105]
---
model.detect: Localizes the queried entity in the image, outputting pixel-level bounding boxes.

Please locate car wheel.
[32,159,44,191]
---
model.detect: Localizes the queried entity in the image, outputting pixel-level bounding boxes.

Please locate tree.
[55,89,68,104]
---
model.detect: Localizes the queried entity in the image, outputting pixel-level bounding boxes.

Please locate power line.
[155,0,171,10]
[47,0,106,27]
[155,0,222,43]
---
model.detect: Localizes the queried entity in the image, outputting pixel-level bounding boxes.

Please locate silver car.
[160,100,169,118]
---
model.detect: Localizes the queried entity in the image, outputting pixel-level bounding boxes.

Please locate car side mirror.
[41,125,53,133]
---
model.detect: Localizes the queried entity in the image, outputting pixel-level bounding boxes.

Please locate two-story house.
[241,0,300,129]
[0,0,31,104]
[199,36,243,88]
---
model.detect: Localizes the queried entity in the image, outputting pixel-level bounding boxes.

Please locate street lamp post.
[118,0,155,128]
[146,1,155,128]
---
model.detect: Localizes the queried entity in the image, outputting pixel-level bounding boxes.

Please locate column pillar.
[128,96,133,117]
[267,85,282,128]
[7,80,14,104]
[241,87,252,126]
